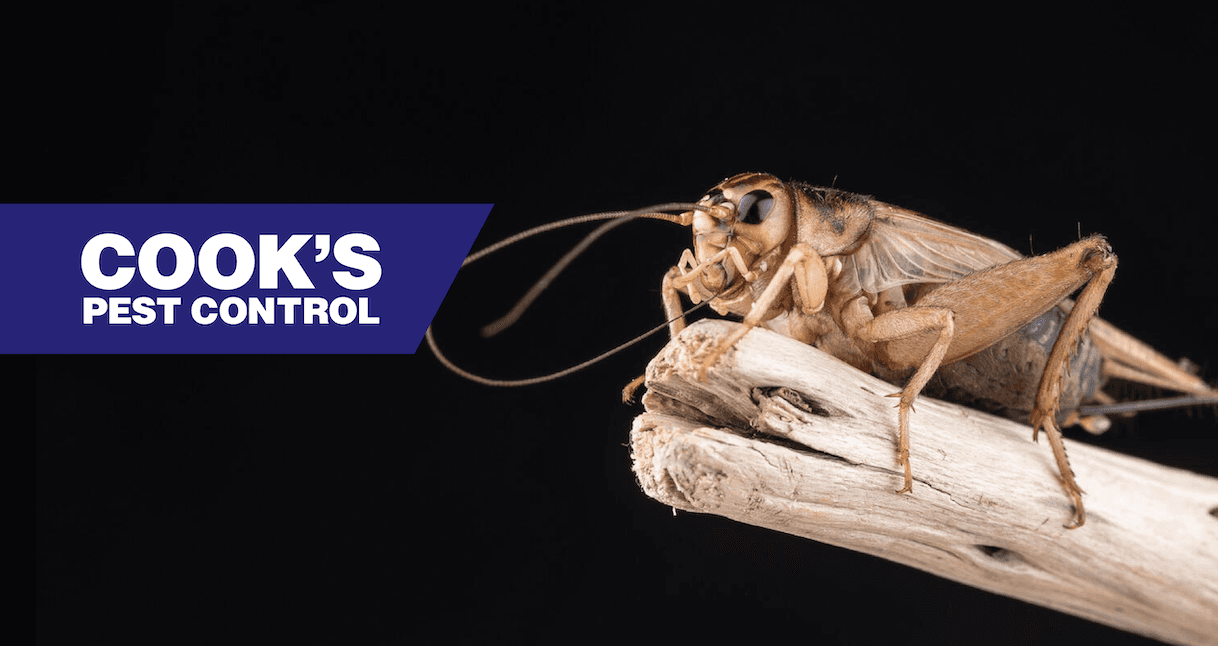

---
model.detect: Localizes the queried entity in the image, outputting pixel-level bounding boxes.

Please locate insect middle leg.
[840,303,955,495]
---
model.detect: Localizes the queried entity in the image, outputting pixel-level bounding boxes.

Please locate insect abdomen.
[925,305,1103,422]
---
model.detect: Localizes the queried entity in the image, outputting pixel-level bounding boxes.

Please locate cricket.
[428,172,1218,528]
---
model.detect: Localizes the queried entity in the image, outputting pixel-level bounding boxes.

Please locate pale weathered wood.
[630,319,1218,646]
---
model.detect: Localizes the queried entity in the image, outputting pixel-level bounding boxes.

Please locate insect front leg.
[695,243,829,380]
[621,266,688,402]
[624,248,742,403]
[661,266,689,337]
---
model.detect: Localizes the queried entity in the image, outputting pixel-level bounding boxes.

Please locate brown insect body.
[661,172,1216,528]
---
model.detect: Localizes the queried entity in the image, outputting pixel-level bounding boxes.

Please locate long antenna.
[426,298,715,387]
[479,203,697,338]
[427,202,711,386]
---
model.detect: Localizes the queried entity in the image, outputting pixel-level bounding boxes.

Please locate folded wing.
[836,203,1023,295]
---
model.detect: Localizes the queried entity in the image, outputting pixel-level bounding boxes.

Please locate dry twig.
[631,320,1218,646]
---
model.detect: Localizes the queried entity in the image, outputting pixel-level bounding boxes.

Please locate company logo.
[81,232,383,326]
[6,204,491,353]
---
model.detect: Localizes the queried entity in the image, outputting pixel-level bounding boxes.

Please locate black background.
[32,5,1216,644]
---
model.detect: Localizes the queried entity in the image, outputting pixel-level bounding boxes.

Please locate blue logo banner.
[5,204,491,353]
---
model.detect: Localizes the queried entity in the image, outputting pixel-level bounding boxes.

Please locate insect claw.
[1029,414,1049,443]
[622,374,646,404]
[1063,497,1086,529]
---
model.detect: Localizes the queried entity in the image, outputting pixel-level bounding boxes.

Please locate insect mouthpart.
[702,261,730,291]
[688,202,738,290]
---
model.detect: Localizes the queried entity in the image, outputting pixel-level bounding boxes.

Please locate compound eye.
[737,190,774,225]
